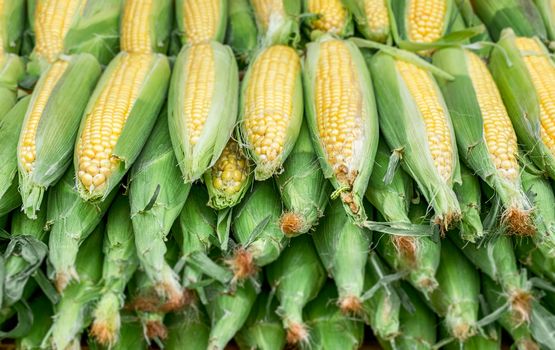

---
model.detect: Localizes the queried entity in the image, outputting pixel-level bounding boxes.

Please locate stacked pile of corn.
[3,0,555,349]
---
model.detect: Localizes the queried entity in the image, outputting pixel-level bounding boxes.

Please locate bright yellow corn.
[306,0,348,34]
[364,0,390,40]
[465,51,519,180]
[211,140,250,195]
[251,0,285,32]
[19,61,69,173]
[34,0,84,63]
[396,60,453,181]
[407,0,447,43]
[182,0,222,44]
[76,54,152,192]
[120,0,153,53]
[514,37,555,155]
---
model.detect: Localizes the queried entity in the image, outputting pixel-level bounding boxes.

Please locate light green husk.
[168,41,238,183]
[266,235,326,345]
[44,225,104,350]
[343,0,391,43]
[304,282,365,350]
[515,238,555,284]
[0,96,30,217]
[165,306,210,350]
[533,0,555,42]
[304,36,379,225]
[18,54,101,219]
[129,110,191,308]
[0,53,24,119]
[0,0,25,54]
[74,52,170,202]
[15,294,53,350]
[251,0,301,46]
[453,165,484,241]
[441,303,501,350]
[205,279,258,350]
[89,319,148,350]
[226,0,257,65]
[47,169,117,292]
[235,293,286,350]
[433,46,533,237]
[90,196,138,348]
[175,0,228,45]
[454,0,491,42]
[302,0,353,38]
[312,198,369,315]
[277,122,331,236]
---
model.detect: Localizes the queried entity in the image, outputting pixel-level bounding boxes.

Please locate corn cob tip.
[90,318,119,347]
[517,339,539,350]
[226,248,257,282]
[503,206,535,236]
[433,211,461,234]
[338,295,363,315]
[451,323,474,342]
[509,289,533,326]
[415,276,439,295]
[155,278,186,312]
[279,212,308,236]
[55,269,77,292]
[91,294,121,346]
[285,321,309,345]
[145,320,168,340]
[392,236,417,264]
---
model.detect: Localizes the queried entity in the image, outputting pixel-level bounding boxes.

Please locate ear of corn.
[392,0,454,44]
[250,0,301,45]
[0,53,25,119]
[18,54,101,219]
[239,44,303,181]
[266,235,326,345]
[46,224,104,350]
[176,0,228,45]
[276,122,331,236]
[312,198,370,315]
[0,0,25,54]
[533,0,555,42]
[343,0,391,43]
[0,97,30,217]
[304,37,379,225]
[227,0,258,66]
[168,41,239,183]
[90,196,138,348]
[120,0,173,54]
[94,320,148,350]
[370,52,461,231]
[302,0,353,37]
[47,169,117,292]
[434,47,533,237]
[74,52,170,202]
[129,111,192,309]
[15,294,53,350]
[235,293,286,350]
[453,165,484,241]
[441,304,501,350]
[304,282,365,349]
[166,305,210,350]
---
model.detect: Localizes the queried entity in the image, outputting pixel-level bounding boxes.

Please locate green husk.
[529,301,555,350]
[533,0,555,42]
[47,169,117,292]
[226,0,257,65]
[304,36,379,225]
[175,0,228,45]
[429,239,480,341]
[441,304,501,350]
[89,319,148,350]
[489,29,555,180]
[251,0,301,46]
[15,294,53,350]
[343,0,391,43]
[129,110,191,309]
[453,165,484,241]
[0,216,7,230]
[302,0,353,38]
[205,279,258,350]
[277,122,331,236]
[455,0,491,42]
[74,52,170,202]
[44,224,104,350]
[378,284,437,350]
[433,46,533,236]
[370,50,461,232]
[90,196,138,348]
[18,54,101,219]
[304,282,365,350]
[0,97,30,217]
[0,0,25,54]
[168,41,238,183]
[165,306,210,350]
[266,235,326,345]
[230,180,287,281]
[235,293,286,350]
[515,238,555,284]
[362,253,401,341]
[470,0,547,41]
[312,198,369,315]
[0,53,24,119]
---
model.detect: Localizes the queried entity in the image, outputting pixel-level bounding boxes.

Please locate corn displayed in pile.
[5,1,555,349]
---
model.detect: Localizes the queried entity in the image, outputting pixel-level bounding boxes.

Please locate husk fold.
[0,53,24,119]
[226,0,257,65]
[252,0,301,46]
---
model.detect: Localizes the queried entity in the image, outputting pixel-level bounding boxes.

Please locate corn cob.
[168,42,238,183]
[239,45,303,180]
[304,282,365,350]
[0,0,25,54]
[48,169,117,292]
[266,235,326,345]
[250,0,301,45]
[235,293,286,350]
[366,142,440,297]
[343,0,391,42]
[312,198,369,315]
[129,111,191,310]
[204,139,252,210]
[434,47,534,236]
[176,0,228,45]
[534,0,555,42]
[0,97,30,217]
[304,36,379,224]
[370,51,461,231]
[15,294,53,350]
[227,0,258,66]
[120,0,173,54]
[205,279,258,350]
[46,224,104,350]
[74,52,170,202]
[90,197,138,347]
[277,122,331,236]
[229,181,287,281]
[453,165,484,241]
[441,305,501,350]
[303,0,353,36]
[18,54,101,219]
[0,53,24,119]
[166,306,210,350]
